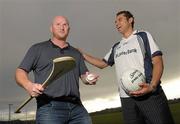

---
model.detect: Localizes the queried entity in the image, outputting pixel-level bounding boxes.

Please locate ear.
[68,27,70,32]
[128,17,133,24]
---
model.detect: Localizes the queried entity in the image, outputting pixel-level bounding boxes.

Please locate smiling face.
[50,16,70,41]
[115,13,133,35]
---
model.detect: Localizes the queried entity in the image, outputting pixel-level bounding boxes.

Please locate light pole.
[8,104,13,121]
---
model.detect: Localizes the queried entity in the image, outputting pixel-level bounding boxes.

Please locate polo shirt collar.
[48,39,70,50]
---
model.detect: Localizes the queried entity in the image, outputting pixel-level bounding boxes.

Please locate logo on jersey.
[115,48,137,58]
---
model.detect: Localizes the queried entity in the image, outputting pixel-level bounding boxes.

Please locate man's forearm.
[15,68,32,91]
[151,56,164,89]
[83,53,108,69]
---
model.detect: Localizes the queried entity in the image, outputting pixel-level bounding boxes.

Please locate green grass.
[2,100,179,124]
[169,101,180,124]
[91,111,123,124]
[90,101,180,124]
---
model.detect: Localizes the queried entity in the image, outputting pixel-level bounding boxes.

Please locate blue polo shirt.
[18,40,88,99]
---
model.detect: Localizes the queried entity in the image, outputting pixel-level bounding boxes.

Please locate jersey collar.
[49,39,70,50]
[122,30,137,40]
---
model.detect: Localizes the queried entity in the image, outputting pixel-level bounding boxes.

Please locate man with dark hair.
[15,16,98,124]
[79,10,174,124]
[116,10,135,28]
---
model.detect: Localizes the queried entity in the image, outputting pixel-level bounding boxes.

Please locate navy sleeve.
[103,42,120,66]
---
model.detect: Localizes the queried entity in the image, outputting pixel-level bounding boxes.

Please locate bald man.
[15,16,98,124]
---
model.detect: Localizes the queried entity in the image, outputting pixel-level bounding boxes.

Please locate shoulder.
[68,45,83,59]
[112,41,120,49]
[69,45,81,54]
[135,30,152,37]
[28,40,51,52]
[31,40,50,48]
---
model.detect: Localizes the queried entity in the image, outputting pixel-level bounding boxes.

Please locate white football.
[121,69,145,92]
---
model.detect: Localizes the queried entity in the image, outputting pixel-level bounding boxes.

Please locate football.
[121,69,145,92]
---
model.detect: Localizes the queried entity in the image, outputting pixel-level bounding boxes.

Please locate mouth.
[59,30,65,33]
[58,30,66,34]
[117,26,122,31]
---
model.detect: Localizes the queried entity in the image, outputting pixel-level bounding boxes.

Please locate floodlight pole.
[8,104,13,121]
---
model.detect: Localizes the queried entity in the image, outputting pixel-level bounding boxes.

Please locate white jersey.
[103,30,162,97]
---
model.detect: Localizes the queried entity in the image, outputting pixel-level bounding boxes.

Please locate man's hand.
[129,83,155,97]
[81,72,99,85]
[26,82,44,97]
[86,72,99,85]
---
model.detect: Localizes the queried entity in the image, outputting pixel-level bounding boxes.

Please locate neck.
[122,28,134,39]
[51,37,68,48]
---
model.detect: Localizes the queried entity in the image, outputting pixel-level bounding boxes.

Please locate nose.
[59,25,64,30]
[115,22,118,27]
[115,24,119,29]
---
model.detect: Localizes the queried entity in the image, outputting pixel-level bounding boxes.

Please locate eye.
[56,23,60,26]
[118,18,122,21]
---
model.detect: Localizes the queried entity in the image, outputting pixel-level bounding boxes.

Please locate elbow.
[161,62,164,71]
[97,64,107,69]
[15,68,21,85]
[98,66,105,69]
[15,68,27,84]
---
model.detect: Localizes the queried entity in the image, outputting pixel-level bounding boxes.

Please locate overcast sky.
[0,0,179,114]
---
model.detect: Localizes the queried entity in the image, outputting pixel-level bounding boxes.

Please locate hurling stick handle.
[14,79,50,113]
[14,96,33,113]
[14,65,54,113]
[14,81,49,113]
[14,81,48,113]
[14,56,74,113]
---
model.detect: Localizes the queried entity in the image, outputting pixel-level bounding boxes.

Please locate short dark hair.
[116,10,134,28]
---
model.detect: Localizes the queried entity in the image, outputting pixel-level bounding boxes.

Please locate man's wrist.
[149,83,157,92]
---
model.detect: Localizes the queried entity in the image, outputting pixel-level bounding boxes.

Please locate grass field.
[91,101,180,124]
[1,100,179,124]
